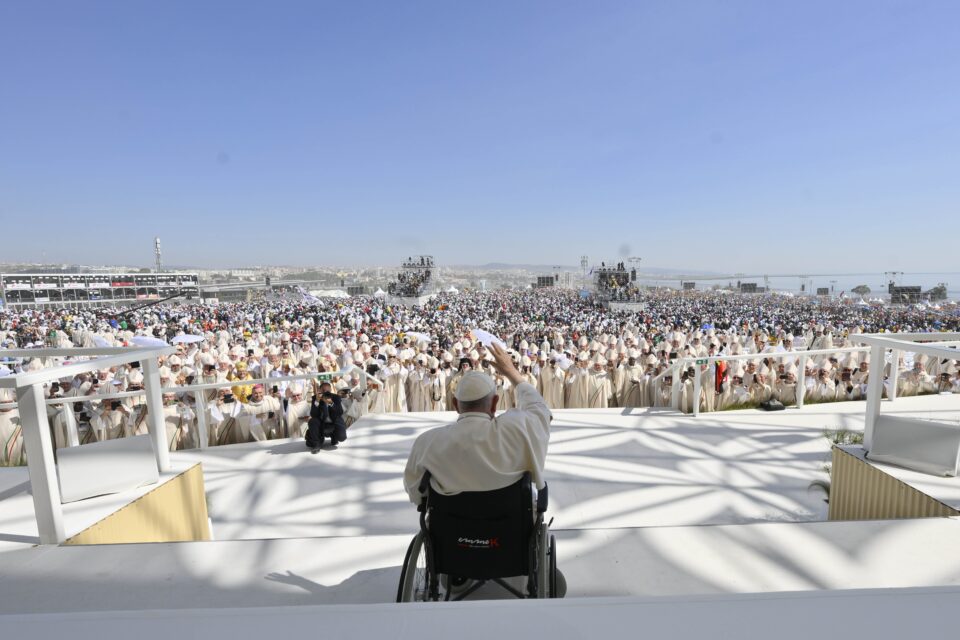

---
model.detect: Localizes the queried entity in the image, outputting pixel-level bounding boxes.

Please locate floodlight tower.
[154,237,162,273]
[580,255,588,288]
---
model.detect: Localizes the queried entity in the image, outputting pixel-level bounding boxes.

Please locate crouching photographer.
[306,380,347,453]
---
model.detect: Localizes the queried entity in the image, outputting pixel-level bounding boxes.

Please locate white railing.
[851,332,960,450]
[1,368,373,450]
[0,346,175,544]
[673,336,960,417]
[0,345,374,545]
[672,346,870,416]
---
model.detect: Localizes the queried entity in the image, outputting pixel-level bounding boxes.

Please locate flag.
[296,285,321,305]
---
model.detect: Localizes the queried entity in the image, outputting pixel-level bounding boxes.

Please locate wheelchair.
[397,471,558,601]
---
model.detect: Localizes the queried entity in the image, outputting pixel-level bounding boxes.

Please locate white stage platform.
[2,395,960,621]
[8,586,960,640]
[0,462,192,553]
[2,517,960,614]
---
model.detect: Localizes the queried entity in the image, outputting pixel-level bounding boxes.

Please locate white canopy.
[310,289,350,299]
[373,288,386,298]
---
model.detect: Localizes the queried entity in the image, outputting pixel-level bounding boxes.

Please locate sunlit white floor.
[2,394,960,615]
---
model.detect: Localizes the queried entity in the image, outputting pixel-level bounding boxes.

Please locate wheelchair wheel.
[536,523,550,598]
[548,534,558,598]
[397,532,430,602]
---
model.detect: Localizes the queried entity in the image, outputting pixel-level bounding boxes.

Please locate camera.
[430,367,437,374]
[223,394,235,404]
[271,385,279,394]
[366,363,380,376]
[247,349,254,356]
[841,372,851,381]
[110,400,121,410]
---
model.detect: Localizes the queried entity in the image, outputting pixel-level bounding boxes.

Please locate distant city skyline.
[2,1,958,272]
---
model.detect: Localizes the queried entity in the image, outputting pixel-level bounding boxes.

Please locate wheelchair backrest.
[424,473,535,580]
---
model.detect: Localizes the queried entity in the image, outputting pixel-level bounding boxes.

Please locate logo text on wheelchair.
[457,536,500,549]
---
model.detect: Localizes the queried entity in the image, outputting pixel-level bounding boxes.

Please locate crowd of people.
[2,288,959,465]
[387,268,432,297]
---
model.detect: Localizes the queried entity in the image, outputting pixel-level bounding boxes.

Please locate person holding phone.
[91,397,131,441]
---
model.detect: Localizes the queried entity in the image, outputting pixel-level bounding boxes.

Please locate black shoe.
[310,447,320,454]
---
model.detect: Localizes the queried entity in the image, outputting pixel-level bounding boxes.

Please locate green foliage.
[851,284,871,295]
[811,427,865,503]
[822,427,864,445]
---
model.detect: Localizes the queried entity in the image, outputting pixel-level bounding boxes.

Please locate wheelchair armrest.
[418,471,432,497]
[537,482,548,513]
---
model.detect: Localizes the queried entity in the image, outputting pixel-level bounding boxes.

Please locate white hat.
[454,371,497,402]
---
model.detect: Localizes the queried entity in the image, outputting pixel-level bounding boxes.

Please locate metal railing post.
[796,354,807,409]
[64,402,80,447]
[692,363,701,417]
[889,349,900,402]
[671,361,683,410]
[863,344,885,451]
[193,390,209,449]
[141,358,171,472]
[16,383,66,544]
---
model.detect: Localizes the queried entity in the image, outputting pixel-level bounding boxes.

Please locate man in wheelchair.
[399,343,563,601]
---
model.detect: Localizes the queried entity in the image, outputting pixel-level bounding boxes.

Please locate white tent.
[857,298,871,307]
[446,286,459,294]
[373,288,386,298]
[310,289,350,299]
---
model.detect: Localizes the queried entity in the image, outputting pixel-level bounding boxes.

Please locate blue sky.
[1,1,958,271]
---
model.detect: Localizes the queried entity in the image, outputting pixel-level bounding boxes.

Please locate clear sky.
[1,1,958,271]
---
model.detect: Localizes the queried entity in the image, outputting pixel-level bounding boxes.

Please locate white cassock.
[366,378,389,414]
[1,408,25,466]
[406,369,426,412]
[422,373,447,412]
[497,378,515,411]
[285,399,312,438]
[164,404,197,451]
[91,407,133,441]
[618,365,645,408]
[383,365,408,413]
[445,372,464,410]
[236,397,283,441]
[538,365,565,410]
[587,371,612,409]
[717,384,751,410]
[811,379,837,403]
[748,382,773,404]
[564,367,591,409]
[775,380,798,405]
[47,403,71,450]
[518,373,539,406]
[345,386,368,423]
[653,380,672,408]
[609,365,625,407]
